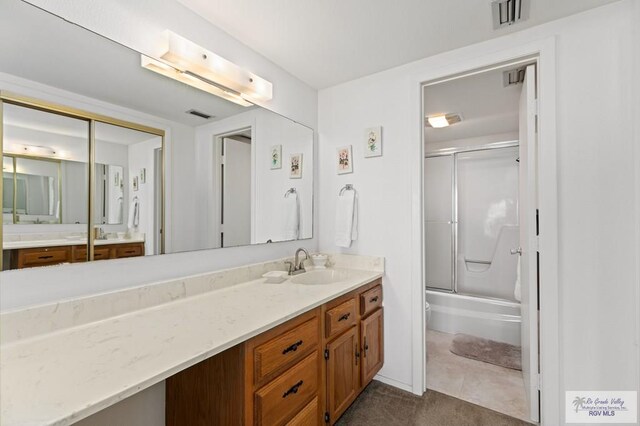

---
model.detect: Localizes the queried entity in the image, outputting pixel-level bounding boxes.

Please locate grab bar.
[465,259,491,265]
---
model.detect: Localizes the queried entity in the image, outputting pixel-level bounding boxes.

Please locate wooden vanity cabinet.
[9,242,145,268]
[11,246,72,269]
[165,278,383,426]
[360,308,384,386]
[325,325,359,422]
[322,279,383,424]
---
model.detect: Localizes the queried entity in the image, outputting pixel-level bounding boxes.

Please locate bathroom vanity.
[166,278,383,425]
[0,254,384,425]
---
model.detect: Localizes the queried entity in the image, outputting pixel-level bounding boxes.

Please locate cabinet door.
[326,326,359,423]
[360,308,384,387]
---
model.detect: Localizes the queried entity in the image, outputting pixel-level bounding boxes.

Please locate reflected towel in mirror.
[282,193,299,240]
[128,198,140,229]
[335,191,358,248]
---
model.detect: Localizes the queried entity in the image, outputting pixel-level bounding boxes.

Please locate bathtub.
[426,290,521,345]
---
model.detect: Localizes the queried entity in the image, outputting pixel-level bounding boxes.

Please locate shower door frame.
[425,140,520,300]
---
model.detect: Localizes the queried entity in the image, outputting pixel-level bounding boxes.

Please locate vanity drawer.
[254,352,318,426]
[285,395,318,426]
[114,243,144,258]
[254,317,318,385]
[16,246,71,268]
[325,298,357,339]
[72,246,111,262]
[360,285,383,317]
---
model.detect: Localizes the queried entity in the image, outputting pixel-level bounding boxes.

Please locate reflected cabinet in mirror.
[0,0,313,271]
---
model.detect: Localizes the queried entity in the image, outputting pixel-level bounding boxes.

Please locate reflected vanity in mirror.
[0,0,313,270]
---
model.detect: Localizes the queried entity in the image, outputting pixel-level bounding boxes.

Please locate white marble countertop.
[2,237,145,250]
[0,261,383,425]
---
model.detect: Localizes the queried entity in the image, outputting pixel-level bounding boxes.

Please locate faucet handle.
[284,261,294,275]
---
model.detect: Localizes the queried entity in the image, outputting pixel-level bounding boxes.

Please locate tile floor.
[426,329,530,422]
[336,380,531,426]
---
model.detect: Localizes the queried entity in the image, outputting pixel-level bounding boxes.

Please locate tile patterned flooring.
[426,329,530,422]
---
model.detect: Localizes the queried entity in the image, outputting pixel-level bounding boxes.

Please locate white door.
[221,136,252,247]
[518,64,540,423]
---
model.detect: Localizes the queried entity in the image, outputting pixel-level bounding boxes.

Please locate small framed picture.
[289,153,303,178]
[364,126,382,157]
[271,145,282,169]
[133,176,139,191]
[336,145,353,174]
[140,168,146,183]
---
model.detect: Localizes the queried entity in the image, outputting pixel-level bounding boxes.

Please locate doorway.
[422,61,540,423]
[215,128,252,248]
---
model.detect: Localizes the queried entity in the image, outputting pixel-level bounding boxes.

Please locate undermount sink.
[289,269,353,285]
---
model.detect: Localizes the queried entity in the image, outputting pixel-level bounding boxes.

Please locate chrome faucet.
[287,248,310,276]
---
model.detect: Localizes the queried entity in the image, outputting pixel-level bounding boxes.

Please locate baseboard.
[373,374,417,395]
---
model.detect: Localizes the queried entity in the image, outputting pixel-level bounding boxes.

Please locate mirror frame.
[0,91,166,270]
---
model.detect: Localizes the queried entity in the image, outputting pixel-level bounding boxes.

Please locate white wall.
[318,2,639,423]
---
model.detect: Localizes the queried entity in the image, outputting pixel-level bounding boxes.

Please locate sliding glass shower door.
[425,143,519,299]
[424,155,454,291]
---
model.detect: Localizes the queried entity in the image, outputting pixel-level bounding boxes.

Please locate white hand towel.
[128,198,140,229]
[351,193,358,241]
[335,191,357,248]
[513,255,521,302]
[282,194,299,240]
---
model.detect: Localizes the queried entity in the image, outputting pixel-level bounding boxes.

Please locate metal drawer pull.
[38,255,54,260]
[364,337,369,357]
[369,296,379,303]
[338,312,351,322]
[282,380,303,398]
[282,340,303,355]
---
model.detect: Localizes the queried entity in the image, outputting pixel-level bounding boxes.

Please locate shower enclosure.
[425,142,519,300]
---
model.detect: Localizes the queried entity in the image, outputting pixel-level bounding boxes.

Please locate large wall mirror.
[0,0,314,271]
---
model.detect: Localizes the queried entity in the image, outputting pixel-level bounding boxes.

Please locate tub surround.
[0,253,384,425]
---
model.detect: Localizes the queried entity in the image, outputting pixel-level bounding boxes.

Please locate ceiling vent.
[503,67,527,86]
[492,0,529,29]
[186,109,213,119]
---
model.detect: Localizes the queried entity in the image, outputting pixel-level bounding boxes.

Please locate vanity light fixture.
[22,145,57,157]
[141,30,273,106]
[425,113,463,128]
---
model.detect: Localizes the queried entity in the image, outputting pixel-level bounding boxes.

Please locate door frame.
[212,126,255,248]
[410,37,559,423]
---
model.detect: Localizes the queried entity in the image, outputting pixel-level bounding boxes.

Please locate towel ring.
[339,184,355,196]
[284,188,297,197]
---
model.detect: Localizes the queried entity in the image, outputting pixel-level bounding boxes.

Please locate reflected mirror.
[1,0,314,271]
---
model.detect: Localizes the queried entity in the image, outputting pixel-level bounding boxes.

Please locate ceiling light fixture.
[141,30,272,107]
[425,113,463,128]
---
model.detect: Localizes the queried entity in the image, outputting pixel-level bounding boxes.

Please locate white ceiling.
[424,65,524,144]
[178,0,618,89]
